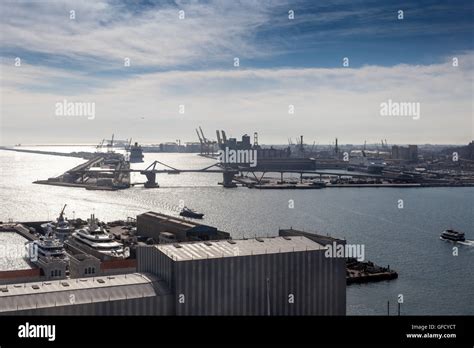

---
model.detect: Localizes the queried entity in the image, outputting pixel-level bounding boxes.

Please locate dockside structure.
[0,236,346,315]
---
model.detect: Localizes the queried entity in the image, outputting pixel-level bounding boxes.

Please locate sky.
[0,0,473,145]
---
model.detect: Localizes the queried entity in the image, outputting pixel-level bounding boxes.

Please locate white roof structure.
[0,273,168,313]
[156,236,325,261]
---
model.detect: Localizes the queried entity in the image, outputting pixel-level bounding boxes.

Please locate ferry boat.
[179,207,204,219]
[440,229,465,242]
[65,214,129,260]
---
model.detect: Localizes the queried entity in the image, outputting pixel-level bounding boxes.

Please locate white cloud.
[1,53,472,145]
[0,1,472,145]
[0,0,275,68]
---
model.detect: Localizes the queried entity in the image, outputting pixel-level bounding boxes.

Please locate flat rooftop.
[156,236,325,261]
[139,211,198,229]
[279,228,345,246]
[0,272,170,313]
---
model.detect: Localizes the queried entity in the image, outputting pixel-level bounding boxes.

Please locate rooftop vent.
[282,236,292,240]
[227,240,237,244]
[256,238,264,242]
[61,282,70,287]
[204,242,213,246]
[97,279,105,284]
[32,285,40,290]
[1,288,9,292]
[173,243,182,248]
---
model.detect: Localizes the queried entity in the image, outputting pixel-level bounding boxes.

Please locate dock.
[279,228,398,285]
[0,223,38,241]
[33,154,131,190]
[346,258,398,284]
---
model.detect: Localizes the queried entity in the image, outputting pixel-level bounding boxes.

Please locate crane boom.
[195,129,203,143]
[199,126,206,143]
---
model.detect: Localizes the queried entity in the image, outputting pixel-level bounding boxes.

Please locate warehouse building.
[137,211,230,242]
[0,236,346,316]
[0,273,173,315]
[138,236,346,315]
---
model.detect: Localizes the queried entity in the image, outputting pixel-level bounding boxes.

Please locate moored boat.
[179,207,204,219]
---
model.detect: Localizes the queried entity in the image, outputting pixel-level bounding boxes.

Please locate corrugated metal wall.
[137,246,174,288]
[172,250,345,316]
[8,295,174,316]
[138,245,345,316]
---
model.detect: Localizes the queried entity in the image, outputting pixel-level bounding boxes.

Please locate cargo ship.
[128,142,144,163]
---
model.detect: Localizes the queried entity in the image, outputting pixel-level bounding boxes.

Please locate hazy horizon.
[1,0,473,145]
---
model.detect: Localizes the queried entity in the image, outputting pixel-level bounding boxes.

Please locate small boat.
[440,229,465,242]
[180,207,204,219]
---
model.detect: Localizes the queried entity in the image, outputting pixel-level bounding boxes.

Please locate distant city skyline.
[1,0,473,145]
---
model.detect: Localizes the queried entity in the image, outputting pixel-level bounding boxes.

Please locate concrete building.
[138,236,346,315]
[391,145,418,162]
[37,258,67,280]
[69,254,101,278]
[184,142,201,153]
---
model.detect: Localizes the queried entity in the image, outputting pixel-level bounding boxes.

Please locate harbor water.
[0,147,473,315]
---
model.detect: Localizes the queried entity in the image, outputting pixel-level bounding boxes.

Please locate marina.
[1,210,403,288]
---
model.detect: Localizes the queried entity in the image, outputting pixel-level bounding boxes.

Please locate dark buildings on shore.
[0,236,346,316]
[391,145,418,162]
[137,211,230,242]
[218,133,316,170]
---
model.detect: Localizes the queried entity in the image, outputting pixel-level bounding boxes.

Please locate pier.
[279,228,399,285]
[2,145,471,190]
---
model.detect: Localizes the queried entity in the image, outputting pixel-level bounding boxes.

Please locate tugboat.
[179,207,204,219]
[440,229,465,242]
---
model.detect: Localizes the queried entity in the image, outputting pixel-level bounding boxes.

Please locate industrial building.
[137,211,230,242]
[0,273,173,315]
[0,236,346,316]
[391,145,418,162]
[138,236,346,315]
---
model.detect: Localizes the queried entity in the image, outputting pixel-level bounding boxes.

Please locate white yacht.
[40,204,75,241]
[25,234,68,264]
[66,214,129,260]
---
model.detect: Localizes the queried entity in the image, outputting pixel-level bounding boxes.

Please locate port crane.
[58,204,67,221]
[195,127,216,155]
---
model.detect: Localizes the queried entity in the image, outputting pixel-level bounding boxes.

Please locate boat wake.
[457,240,474,247]
[441,237,474,246]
